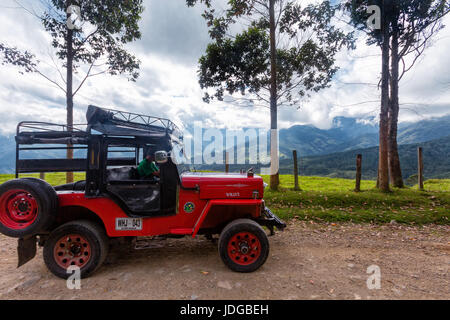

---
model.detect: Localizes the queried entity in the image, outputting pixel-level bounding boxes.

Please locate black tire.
[218,219,269,273]
[0,179,57,238]
[43,220,109,279]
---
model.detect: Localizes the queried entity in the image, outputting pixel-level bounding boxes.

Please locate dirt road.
[0,220,448,300]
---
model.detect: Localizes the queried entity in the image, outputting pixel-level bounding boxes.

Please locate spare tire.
[0,178,58,238]
[21,178,58,215]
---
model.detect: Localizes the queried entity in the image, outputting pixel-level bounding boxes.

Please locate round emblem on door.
[184,202,195,213]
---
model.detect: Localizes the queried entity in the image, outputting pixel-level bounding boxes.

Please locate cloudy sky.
[0,0,449,136]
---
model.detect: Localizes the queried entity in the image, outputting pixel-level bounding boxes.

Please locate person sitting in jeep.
[137,153,160,179]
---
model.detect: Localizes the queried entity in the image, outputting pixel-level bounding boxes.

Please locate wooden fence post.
[418,147,424,191]
[355,154,362,192]
[225,151,229,173]
[293,150,300,191]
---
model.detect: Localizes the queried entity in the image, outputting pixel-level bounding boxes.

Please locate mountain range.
[197,114,450,180]
[0,113,449,179]
[281,134,450,181]
[278,114,450,158]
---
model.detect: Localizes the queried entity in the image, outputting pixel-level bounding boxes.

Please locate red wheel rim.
[227,232,262,266]
[53,234,92,269]
[0,189,38,230]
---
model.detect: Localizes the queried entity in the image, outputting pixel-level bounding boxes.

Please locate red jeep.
[0,106,285,278]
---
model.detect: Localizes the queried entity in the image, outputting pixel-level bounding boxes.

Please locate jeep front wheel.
[43,220,109,279]
[218,219,269,273]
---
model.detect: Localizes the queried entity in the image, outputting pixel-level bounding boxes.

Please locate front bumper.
[257,206,287,236]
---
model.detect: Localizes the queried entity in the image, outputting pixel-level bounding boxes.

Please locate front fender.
[191,199,263,237]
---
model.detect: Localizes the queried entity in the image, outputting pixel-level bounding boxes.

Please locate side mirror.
[155,151,168,164]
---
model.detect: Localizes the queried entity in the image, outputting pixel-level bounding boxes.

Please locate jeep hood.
[180,172,265,200]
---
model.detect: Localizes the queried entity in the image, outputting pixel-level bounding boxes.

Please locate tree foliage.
[44,0,143,82]
[0,44,36,74]
[343,0,449,75]
[0,0,144,94]
[190,0,354,107]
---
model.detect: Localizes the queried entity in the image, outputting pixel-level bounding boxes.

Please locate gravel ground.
[0,220,448,300]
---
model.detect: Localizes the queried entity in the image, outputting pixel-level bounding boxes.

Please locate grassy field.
[0,173,86,186]
[0,173,448,225]
[261,175,449,225]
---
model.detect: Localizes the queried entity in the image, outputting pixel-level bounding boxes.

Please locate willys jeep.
[0,106,285,279]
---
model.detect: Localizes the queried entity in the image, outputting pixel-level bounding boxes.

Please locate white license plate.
[115,218,143,231]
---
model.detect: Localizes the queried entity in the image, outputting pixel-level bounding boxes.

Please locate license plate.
[115,218,143,231]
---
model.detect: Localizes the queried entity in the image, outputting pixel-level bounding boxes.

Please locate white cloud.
[0,0,448,137]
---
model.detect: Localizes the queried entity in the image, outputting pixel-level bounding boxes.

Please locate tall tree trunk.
[269,0,279,190]
[388,27,404,188]
[66,1,74,183]
[378,0,391,192]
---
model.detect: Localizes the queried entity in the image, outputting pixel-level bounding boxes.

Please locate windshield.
[169,132,193,175]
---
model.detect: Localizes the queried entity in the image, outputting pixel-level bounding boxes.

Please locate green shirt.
[137,159,159,177]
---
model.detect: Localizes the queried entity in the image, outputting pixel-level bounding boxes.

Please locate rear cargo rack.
[14,106,183,177]
[17,122,87,135]
[15,122,90,177]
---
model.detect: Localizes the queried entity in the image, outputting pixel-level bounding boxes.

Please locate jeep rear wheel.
[43,220,109,279]
[0,179,57,238]
[219,219,269,273]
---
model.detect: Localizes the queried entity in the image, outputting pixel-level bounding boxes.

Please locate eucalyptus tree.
[344,0,449,190]
[387,0,448,188]
[0,0,144,182]
[188,0,354,190]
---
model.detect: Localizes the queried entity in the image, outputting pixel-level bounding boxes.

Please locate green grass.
[421,179,450,192]
[261,175,450,225]
[0,173,86,186]
[0,173,448,226]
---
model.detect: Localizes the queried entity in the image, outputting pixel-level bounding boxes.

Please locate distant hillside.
[0,114,449,177]
[398,115,450,144]
[280,135,450,180]
[191,136,450,181]
[279,117,378,158]
[0,135,15,173]
[279,114,450,158]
